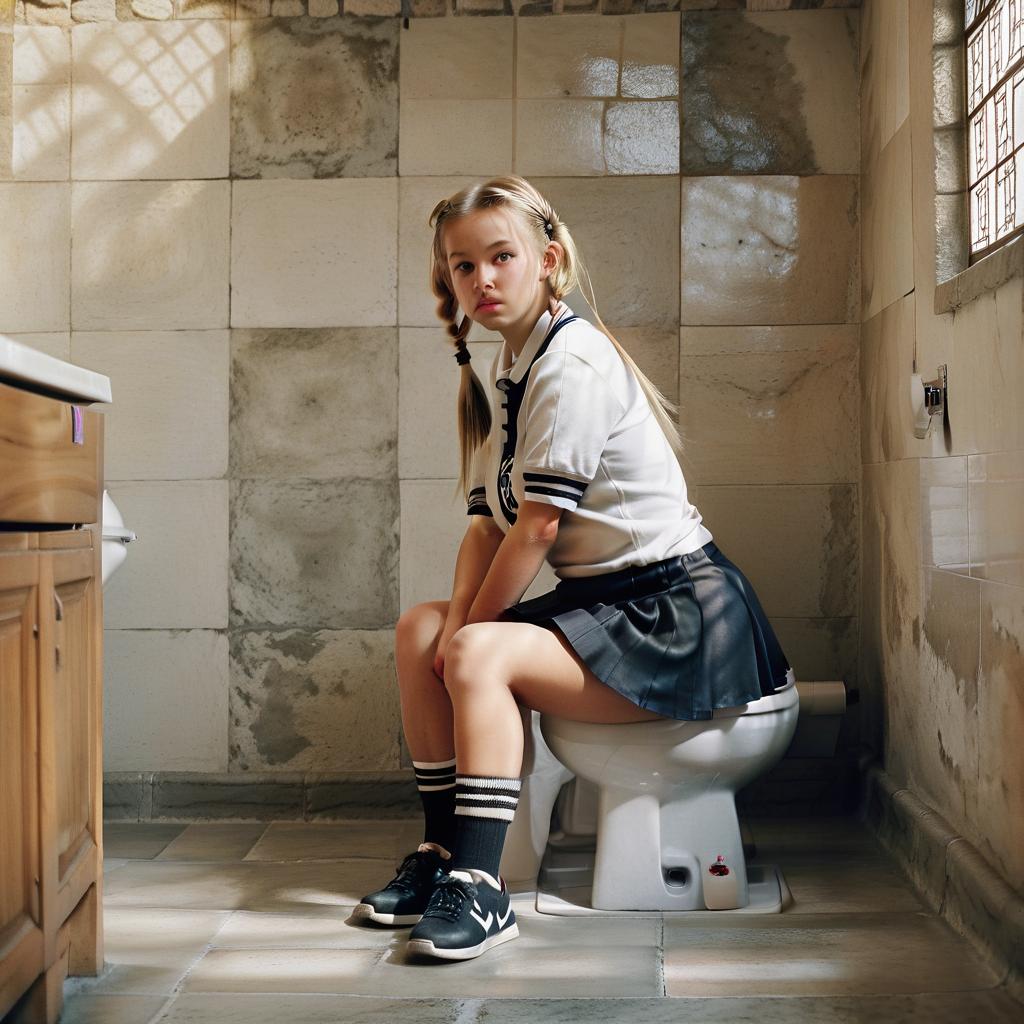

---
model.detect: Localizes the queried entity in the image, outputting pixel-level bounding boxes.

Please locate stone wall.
[0,4,864,812]
[12,0,858,26]
[859,0,1024,899]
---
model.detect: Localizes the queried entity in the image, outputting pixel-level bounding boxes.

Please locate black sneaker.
[406,867,519,960]
[351,844,450,926]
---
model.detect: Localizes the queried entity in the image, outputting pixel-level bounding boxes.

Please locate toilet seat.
[711,668,799,719]
[541,669,799,749]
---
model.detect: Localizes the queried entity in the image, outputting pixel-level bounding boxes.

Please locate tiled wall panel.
[3,9,865,791]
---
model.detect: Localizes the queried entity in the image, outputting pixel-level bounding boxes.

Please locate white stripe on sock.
[456,776,522,791]
[454,805,517,821]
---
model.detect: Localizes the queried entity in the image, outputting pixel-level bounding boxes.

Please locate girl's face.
[443,207,555,330]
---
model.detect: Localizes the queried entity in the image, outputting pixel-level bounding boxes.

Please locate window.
[965,0,1024,262]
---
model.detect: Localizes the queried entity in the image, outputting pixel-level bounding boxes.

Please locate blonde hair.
[427,174,687,506]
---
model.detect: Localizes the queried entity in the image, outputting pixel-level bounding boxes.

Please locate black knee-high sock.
[451,774,522,879]
[412,757,457,857]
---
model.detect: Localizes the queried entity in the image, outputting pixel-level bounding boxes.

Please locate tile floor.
[55,815,1022,1023]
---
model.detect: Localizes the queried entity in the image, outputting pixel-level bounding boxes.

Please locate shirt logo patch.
[498,452,518,524]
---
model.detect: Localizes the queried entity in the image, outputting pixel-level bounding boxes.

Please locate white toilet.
[500,671,847,912]
[100,489,137,586]
[541,671,799,911]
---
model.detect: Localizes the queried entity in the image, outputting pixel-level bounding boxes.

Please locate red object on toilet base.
[709,855,731,876]
[704,855,741,909]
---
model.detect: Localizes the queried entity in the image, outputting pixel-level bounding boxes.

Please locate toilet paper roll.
[793,681,846,716]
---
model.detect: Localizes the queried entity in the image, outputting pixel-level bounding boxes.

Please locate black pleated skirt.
[498,541,792,721]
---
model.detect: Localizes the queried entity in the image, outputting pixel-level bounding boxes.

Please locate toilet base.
[530,849,790,917]
[588,786,749,910]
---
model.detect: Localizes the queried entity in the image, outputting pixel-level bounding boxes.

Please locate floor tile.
[475,991,1024,1022]
[780,853,926,913]
[180,948,385,994]
[103,823,188,860]
[663,910,1002,996]
[75,908,231,996]
[243,821,422,862]
[181,919,659,1000]
[52,994,168,1024]
[213,910,400,950]
[157,994,462,1023]
[363,917,662,999]
[102,859,400,913]
[156,824,268,862]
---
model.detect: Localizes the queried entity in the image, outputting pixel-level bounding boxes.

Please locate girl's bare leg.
[394,600,456,761]
[444,620,666,777]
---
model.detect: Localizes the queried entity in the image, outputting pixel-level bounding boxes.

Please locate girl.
[351,175,792,961]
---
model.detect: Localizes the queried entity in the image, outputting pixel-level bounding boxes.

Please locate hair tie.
[544,220,554,238]
[454,340,471,366]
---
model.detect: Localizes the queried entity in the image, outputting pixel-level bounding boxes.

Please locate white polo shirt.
[466,301,713,579]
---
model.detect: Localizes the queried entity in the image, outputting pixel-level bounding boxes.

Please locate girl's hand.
[433,617,463,681]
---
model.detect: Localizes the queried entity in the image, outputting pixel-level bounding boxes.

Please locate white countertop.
[0,335,112,404]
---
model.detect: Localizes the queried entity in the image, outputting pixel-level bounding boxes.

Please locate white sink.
[0,333,111,404]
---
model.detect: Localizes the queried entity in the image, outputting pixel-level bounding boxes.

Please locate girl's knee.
[443,624,506,690]
[396,600,448,643]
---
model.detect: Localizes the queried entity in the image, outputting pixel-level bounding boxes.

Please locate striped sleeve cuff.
[521,469,588,511]
[466,485,493,516]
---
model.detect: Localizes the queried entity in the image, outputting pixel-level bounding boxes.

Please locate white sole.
[406,922,520,961]
[351,903,420,926]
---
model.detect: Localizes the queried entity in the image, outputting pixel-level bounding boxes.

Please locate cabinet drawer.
[0,380,102,526]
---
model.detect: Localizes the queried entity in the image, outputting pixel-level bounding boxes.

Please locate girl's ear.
[542,242,559,276]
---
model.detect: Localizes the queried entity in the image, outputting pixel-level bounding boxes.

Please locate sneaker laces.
[386,850,432,897]
[421,872,477,922]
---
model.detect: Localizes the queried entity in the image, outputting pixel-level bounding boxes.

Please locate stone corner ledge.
[944,837,1024,985]
[860,758,1024,997]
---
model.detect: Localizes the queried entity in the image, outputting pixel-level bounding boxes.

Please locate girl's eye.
[455,252,513,272]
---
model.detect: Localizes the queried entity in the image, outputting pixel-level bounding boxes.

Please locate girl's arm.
[465,502,563,624]
[447,516,506,629]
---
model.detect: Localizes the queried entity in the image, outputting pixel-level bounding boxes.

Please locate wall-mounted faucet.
[910,364,947,439]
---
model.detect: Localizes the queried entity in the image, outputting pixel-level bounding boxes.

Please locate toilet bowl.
[501,675,851,909]
[100,489,137,587]
[537,670,800,910]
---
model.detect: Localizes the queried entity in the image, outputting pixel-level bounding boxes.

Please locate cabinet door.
[0,552,44,1019]
[38,545,100,930]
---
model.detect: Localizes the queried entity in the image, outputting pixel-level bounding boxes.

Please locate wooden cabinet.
[0,378,105,1024]
[0,547,45,1018]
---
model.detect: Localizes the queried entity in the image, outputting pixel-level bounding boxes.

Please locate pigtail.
[430,264,492,507]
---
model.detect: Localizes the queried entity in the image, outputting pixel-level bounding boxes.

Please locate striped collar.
[496,301,574,386]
